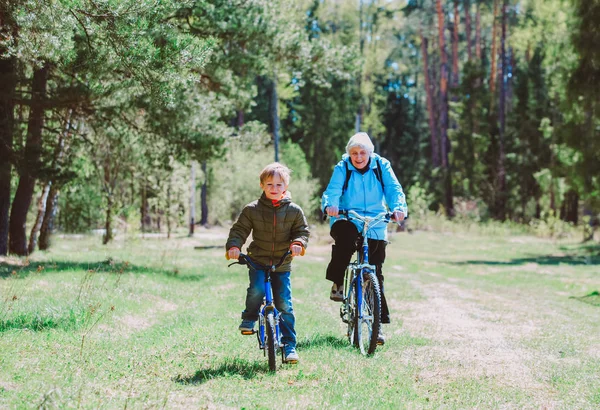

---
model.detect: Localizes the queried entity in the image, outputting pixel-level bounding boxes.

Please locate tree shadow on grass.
[174,357,269,384]
[451,246,600,267]
[570,291,600,307]
[0,259,205,281]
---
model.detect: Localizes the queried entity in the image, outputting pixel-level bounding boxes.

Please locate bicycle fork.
[257,281,283,352]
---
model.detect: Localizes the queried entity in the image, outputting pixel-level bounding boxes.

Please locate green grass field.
[1,226,599,409]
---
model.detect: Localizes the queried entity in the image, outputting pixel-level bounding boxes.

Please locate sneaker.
[239,320,255,335]
[284,348,299,364]
[377,328,385,345]
[330,283,344,302]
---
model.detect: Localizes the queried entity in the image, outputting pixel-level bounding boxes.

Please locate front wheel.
[265,311,277,372]
[356,270,381,355]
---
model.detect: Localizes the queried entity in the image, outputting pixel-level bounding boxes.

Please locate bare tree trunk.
[200,161,208,226]
[496,0,508,220]
[436,0,449,168]
[0,53,16,256]
[420,31,440,167]
[489,0,499,97]
[166,180,172,239]
[38,184,59,251]
[464,0,473,61]
[436,0,454,217]
[9,63,50,255]
[237,109,244,128]
[475,3,482,61]
[140,178,151,232]
[189,161,196,236]
[28,182,51,254]
[452,0,460,88]
[270,76,281,162]
[103,193,113,245]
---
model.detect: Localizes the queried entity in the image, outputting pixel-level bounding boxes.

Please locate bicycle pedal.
[240,330,255,335]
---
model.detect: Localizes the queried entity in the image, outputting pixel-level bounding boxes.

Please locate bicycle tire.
[356,269,381,355]
[266,311,277,372]
[346,269,359,347]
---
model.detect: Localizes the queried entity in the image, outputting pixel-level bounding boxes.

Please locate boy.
[226,162,309,363]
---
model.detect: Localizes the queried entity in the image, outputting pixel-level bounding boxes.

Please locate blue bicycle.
[228,251,292,372]
[337,210,394,355]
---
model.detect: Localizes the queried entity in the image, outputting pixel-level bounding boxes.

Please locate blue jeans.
[242,269,296,349]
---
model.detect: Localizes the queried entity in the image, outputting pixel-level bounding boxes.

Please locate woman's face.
[349,146,370,170]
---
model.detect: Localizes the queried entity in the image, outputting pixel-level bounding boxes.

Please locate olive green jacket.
[226,193,309,272]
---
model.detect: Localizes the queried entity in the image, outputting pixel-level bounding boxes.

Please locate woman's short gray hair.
[346,132,375,155]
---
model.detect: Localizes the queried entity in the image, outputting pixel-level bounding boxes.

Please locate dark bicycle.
[228,251,292,372]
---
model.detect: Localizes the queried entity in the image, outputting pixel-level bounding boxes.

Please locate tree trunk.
[38,185,59,251]
[270,76,281,162]
[561,190,578,223]
[475,3,481,61]
[489,0,499,97]
[189,161,196,236]
[9,63,50,255]
[103,193,113,245]
[420,32,440,167]
[166,180,172,239]
[496,0,508,220]
[451,0,460,89]
[140,179,151,232]
[436,0,454,216]
[28,182,51,254]
[237,109,244,128]
[464,0,473,61]
[200,160,208,226]
[0,54,16,256]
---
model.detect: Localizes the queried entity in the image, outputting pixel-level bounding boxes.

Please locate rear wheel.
[266,312,277,372]
[356,270,381,355]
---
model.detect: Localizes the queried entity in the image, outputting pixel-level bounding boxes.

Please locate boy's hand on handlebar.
[391,211,405,222]
[290,244,303,257]
[325,206,339,217]
[226,247,240,260]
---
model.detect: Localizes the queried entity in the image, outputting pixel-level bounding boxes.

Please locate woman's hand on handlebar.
[391,211,405,222]
[325,206,339,217]
[226,247,240,260]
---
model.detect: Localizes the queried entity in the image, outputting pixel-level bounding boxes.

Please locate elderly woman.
[321,132,408,344]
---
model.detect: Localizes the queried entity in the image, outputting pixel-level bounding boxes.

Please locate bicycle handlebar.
[324,208,409,222]
[228,250,292,272]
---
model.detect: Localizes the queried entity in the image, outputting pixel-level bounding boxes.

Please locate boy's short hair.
[260,162,291,186]
[346,132,375,155]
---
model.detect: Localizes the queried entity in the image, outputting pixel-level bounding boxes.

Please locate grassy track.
[1,227,599,409]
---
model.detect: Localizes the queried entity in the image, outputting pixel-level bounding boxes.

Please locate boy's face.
[349,146,370,170]
[261,174,288,200]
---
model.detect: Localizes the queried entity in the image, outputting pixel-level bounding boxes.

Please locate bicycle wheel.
[346,270,359,347]
[265,311,277,372]
[356,269,381,355]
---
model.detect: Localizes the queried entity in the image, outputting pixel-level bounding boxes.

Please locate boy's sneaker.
[239,320,255,335]
[330,283,344,302]
[284,348,299,364]
[377,328,385,345]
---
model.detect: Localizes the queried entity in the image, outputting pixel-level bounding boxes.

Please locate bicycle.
[334,210,395,355]
[227,250,292,372]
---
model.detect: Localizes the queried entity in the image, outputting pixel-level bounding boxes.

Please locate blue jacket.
[321,153,408,240]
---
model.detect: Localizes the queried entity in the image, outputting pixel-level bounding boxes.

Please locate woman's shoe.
[330,283,344,302]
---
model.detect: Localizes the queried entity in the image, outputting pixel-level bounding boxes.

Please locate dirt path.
[389,268,561,408]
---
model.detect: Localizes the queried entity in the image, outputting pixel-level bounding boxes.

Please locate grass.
[1,226,599,409]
